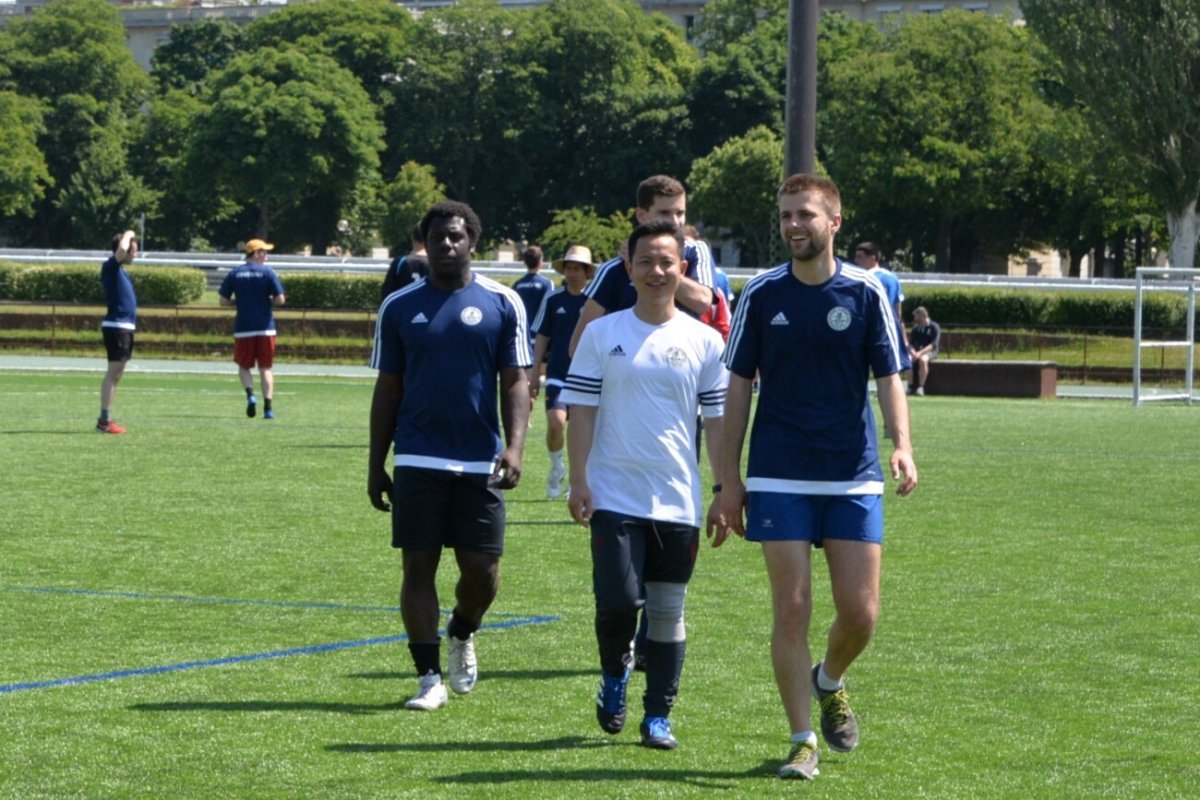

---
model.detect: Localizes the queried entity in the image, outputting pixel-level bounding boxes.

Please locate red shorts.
[234,335,276,369]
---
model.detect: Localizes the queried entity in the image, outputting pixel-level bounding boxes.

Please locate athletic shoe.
[403,673,448,711]
[812,663,859,752]
[246,396,257,417]
[595,666,631,734]
[639,716,678,750]
[263,409,275,419]
[546,463,565,498]
[915,386,925,396]
[95,420,127,435]
[778,739,820,780]
[447,634,477,694]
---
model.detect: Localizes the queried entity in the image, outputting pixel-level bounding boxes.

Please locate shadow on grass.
[347,668,594,682]
[129,699,405,715]
[327,736,603,754]
[0,430,91,436]
[427,762,782,787]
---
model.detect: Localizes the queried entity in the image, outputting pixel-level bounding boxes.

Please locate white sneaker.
[546,464,566,498]
[404,673,448,710]
[447,634,477,694]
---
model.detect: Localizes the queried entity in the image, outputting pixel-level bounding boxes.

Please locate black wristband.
[711,484,722,494]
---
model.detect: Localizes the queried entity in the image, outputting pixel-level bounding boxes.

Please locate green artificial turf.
[1,371,1197,798]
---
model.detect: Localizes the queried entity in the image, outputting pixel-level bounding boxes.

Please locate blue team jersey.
[219,263,286,337]
[512,272,555,335]
[531,287,587,384]
[100,256,137,331]
[724,260,903,494]
[371,275,532,474]
[583,238,715,313]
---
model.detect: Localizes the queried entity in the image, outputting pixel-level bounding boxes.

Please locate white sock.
[791,731,817,745]
[817,662,843,692]
[549,449,564,469]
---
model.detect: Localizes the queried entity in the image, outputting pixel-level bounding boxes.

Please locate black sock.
[245,387,255,399]
[408,640,441,677]
[446,609,479,642]
[264,398,272,411]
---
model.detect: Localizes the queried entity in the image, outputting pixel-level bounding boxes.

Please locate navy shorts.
[544,383,568,412]
[102,329,134,362]
[391,466,505,555]
[745,492,883,546]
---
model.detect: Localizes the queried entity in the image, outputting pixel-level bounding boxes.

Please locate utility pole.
[784,0,819,176]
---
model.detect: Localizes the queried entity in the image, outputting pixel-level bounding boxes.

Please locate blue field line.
[0,614,560,696]
[0,583,532,618]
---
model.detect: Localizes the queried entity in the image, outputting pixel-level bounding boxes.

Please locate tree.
[0,0,150,245]
[0,91,51,218]
[150,19,246,96]
[536,206,633,265]
[378,161,445,256]
[1024,0,1200,268]
[184,47,385,252]
[688,126,784,267]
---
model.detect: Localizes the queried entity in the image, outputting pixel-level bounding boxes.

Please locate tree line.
[0,0,1196,271]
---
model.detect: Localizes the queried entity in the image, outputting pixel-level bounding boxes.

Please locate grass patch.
[2,372,1198,798]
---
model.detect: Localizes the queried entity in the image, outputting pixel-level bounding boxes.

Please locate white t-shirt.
[561,309,728,526]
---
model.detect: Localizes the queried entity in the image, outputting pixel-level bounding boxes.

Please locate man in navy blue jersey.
[529,244,594,499]
[219,239,286,419]
[513,245,555,351]
[715,174,918,781]
[368,200,531,711]
[97,229,138,434]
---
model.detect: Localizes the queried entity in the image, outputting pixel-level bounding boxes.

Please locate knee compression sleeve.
[644,581,687,643]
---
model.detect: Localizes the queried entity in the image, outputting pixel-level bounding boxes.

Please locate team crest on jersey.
[664,347,688,369]
[460,306,483,326]
[826,306,852,332]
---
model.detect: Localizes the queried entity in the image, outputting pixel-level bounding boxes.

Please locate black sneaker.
[246,396,257,418]
[595,667,630,734]
[812,663,859,752]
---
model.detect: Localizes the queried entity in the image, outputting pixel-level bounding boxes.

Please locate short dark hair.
[636,175,686,211]
[522,245,542,269]
[855,241,881,258]
[778,173,841,215]
[419,200,482,246]
[627,219,684,262]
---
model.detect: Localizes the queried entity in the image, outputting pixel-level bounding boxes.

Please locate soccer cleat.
[246,396,257,417]
[95,420,127,434]
[812,663,859,752]
[447,634,477,694]
[639,716,678,750]
[915,386,925,396]
[778,739,820,780]
[595,666,631,734]
[404,673,448,711]
[546,463,566,498]
[263,409,275,419]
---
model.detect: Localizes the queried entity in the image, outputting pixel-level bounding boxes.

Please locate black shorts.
[590,510,699,612]
[391,466,505,555]
[102,329,134,362]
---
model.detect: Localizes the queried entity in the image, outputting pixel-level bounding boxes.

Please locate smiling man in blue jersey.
[219,239,286,419]
[714,174,918,781]
[96,229,139,434]
[368,200,531,712]
[529,244,595,499]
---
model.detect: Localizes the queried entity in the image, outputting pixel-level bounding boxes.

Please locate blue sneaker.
[263,409,275,420]
[246,396,257,418]
[595,667,630,734]
[639,716,677,750]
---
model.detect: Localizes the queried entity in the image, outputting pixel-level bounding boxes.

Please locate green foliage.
[56,126,157,245]
[150,19,246,96]
[536,206,633,264]
[688,125,784,267]
[0,90,51,217]
[902,286,1188,330]
[378,161,445,256]
[0,261,203,305]
[277,272,381,310]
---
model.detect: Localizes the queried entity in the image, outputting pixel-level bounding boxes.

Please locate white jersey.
[560,309,728,526]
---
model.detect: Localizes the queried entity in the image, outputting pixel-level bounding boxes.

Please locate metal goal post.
[1133,267,1198,405]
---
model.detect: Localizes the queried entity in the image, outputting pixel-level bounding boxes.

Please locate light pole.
[784,0,818,176]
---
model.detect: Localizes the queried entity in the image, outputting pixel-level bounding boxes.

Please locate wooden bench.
[922,359,1057,399]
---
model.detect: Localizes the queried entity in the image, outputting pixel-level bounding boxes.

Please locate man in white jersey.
[714,174,917,780]
[369,200,531,711]
[562,220,729,751]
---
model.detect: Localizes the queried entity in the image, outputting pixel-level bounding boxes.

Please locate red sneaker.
[96,420,127,434]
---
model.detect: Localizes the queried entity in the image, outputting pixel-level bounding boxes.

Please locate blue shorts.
[745,492,883,546]
[544,383,568,412]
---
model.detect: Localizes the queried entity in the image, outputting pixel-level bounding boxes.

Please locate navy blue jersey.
[371,275,532,474]
[219,263,286,336]
[531,287,587,384]
[100,256,137,331]
[724,260,903,493]
[583,238,715,313]
[512,272,554,333]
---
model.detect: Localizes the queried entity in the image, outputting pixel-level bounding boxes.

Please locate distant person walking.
[513,245,555,350]
[381,223,430,301]
[219,239,286,419]
[97,229,138,434]
[907,306,940,395]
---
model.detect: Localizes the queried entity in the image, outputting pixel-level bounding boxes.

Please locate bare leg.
[238,366,255,393]
[452,549,500,626]
[261,368,274,400]
[819,540,881,680]
[762,540,815,734]
[100,360,127,413]
[546,408,567,453]
[400,548,444,641]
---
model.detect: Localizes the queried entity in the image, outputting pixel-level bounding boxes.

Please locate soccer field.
[1,370,1196,799]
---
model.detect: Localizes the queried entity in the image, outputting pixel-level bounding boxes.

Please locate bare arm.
[714,374,754,538]
[273,293,286,307]
[675,275,714,317]
[495,365,530,489]
[566,404,597,526]
[219,295,234,307]
[530,334,549,397]
[367,371,403,511]
[875,372,917,496]
[568,298,606,358]
[702,415,729,547]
